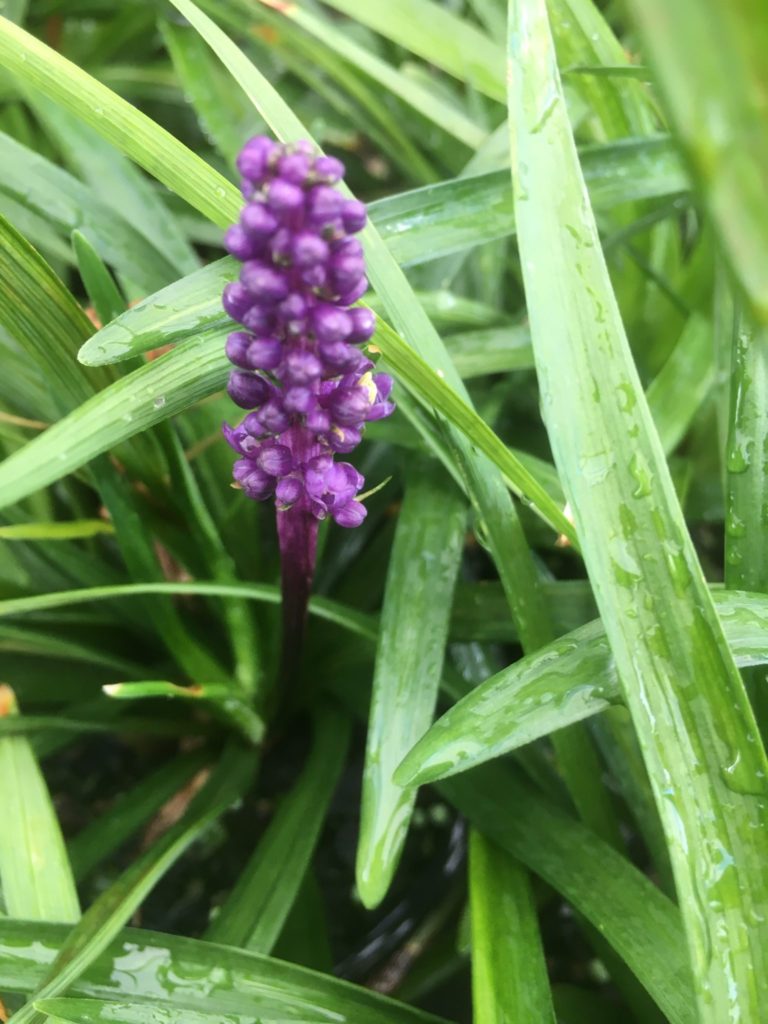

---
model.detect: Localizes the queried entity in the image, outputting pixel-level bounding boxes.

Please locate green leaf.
[441,763,694,1024]
[0,580,377,644]
[626,0,768,322]
[260,0,486,149]
[72,230,126,327]
[0,17,241,229]
[9,744,258,1024]
[68,751,211,882]
[398,588,768,785]
[0,131,182,294]
[356,462,466,908]
[507,4,768,1019]
[317,0,506,102]
[1,922,451,1024]
[206,706,350,951]
[0,520,114,540]
[0,686,80,922]
[469,831,555,1023]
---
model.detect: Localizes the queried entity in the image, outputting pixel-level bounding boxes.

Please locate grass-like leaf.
[507,2,768,1018]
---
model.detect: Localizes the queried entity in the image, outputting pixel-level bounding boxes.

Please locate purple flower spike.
[222,136,395,678]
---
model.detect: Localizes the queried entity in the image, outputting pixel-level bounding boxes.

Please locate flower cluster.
[222,137,393,528]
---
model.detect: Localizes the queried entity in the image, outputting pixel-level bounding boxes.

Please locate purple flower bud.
[318,339,359,370]
[276,476,303,507]
[348,307,376,342]
[241,304,276,335]
[247,336,283,371]
[236,136,275,180]
[292,231,329,268]
[278,152,312,184]
[339,276,369,305]
[283,349,322,384]
[240,465,276,501]
[223,421,258,455]
[329,385,371,426]
[327,425,363,453]
[331,253,366,293]
[225,331,253,369]
[258,399,291,434]
[256,442,293,476]
[243,411,269,437]
[341,199,367,233]
[313,305,352,343]
[314,155,345,182]
[300,265,327,289]
[241,261,289,304]
[225,225,258,261]
[227,371,270,410]
[241,202,278,239]
[284,386,314,414]
[308,185,344,223]
[334,500,366,528]
[222,281,253,322]
[269,227,293,265]
[267,179,305,217]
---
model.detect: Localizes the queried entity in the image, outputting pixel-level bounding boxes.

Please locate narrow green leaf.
[36,1005,316,1024]
[0,922,451,1024]
[0,580,377,643]
[68,751,211,882]
[470,831,555,1022]
[442,763,694,1024]
[399,588,768,786]
[356,462,466,908]
[507,6,768,1019]
[626,0,768,322]
[0,17,241,229]
[71,230,126,327]
[10,745,258,1024]
[318,0,506,102]
[646,313,715,454]
[262,0,485,148]
[207,706,350,951]
[0,131,181,294]
[0,520,114,540]
[0,686,80,923]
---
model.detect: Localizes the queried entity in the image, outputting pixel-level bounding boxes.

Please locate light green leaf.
[507,3,768,1019]
[0,686,80,922]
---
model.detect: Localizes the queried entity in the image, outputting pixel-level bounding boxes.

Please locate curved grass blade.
[72,231,126,327]
[0,686,80,923]
[507,5,768,1018]
[206,706,350,950]
[0,131,182,294]
[36,1005,319,1024]
[0,923,451,1024]
[28,93,200,278]
[626,0,768,322]
[0,17,241,229]
[258,0,485,149]
[470,830,555,1022]
[317,0,506,102]
[441,762,694,1024]
[356,462,466,908]
[68,751,211,882]
[9,744,258,1024]
[398,588,768,785]
[0,580,377,643]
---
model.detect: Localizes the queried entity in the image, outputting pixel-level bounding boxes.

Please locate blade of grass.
[0,924,452,1024]
[67,751,211,882]
[626,0,768,322]
[399,588,768,785]
[206,706,350,950]
[469,830,556,1022]
[317,0,506,102]
[0,17,241,229]
[356,461,466,908]
[0,686,80,923]
[8,744,258,1024]
[507,3,768,1020]
[71,230,126,327]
